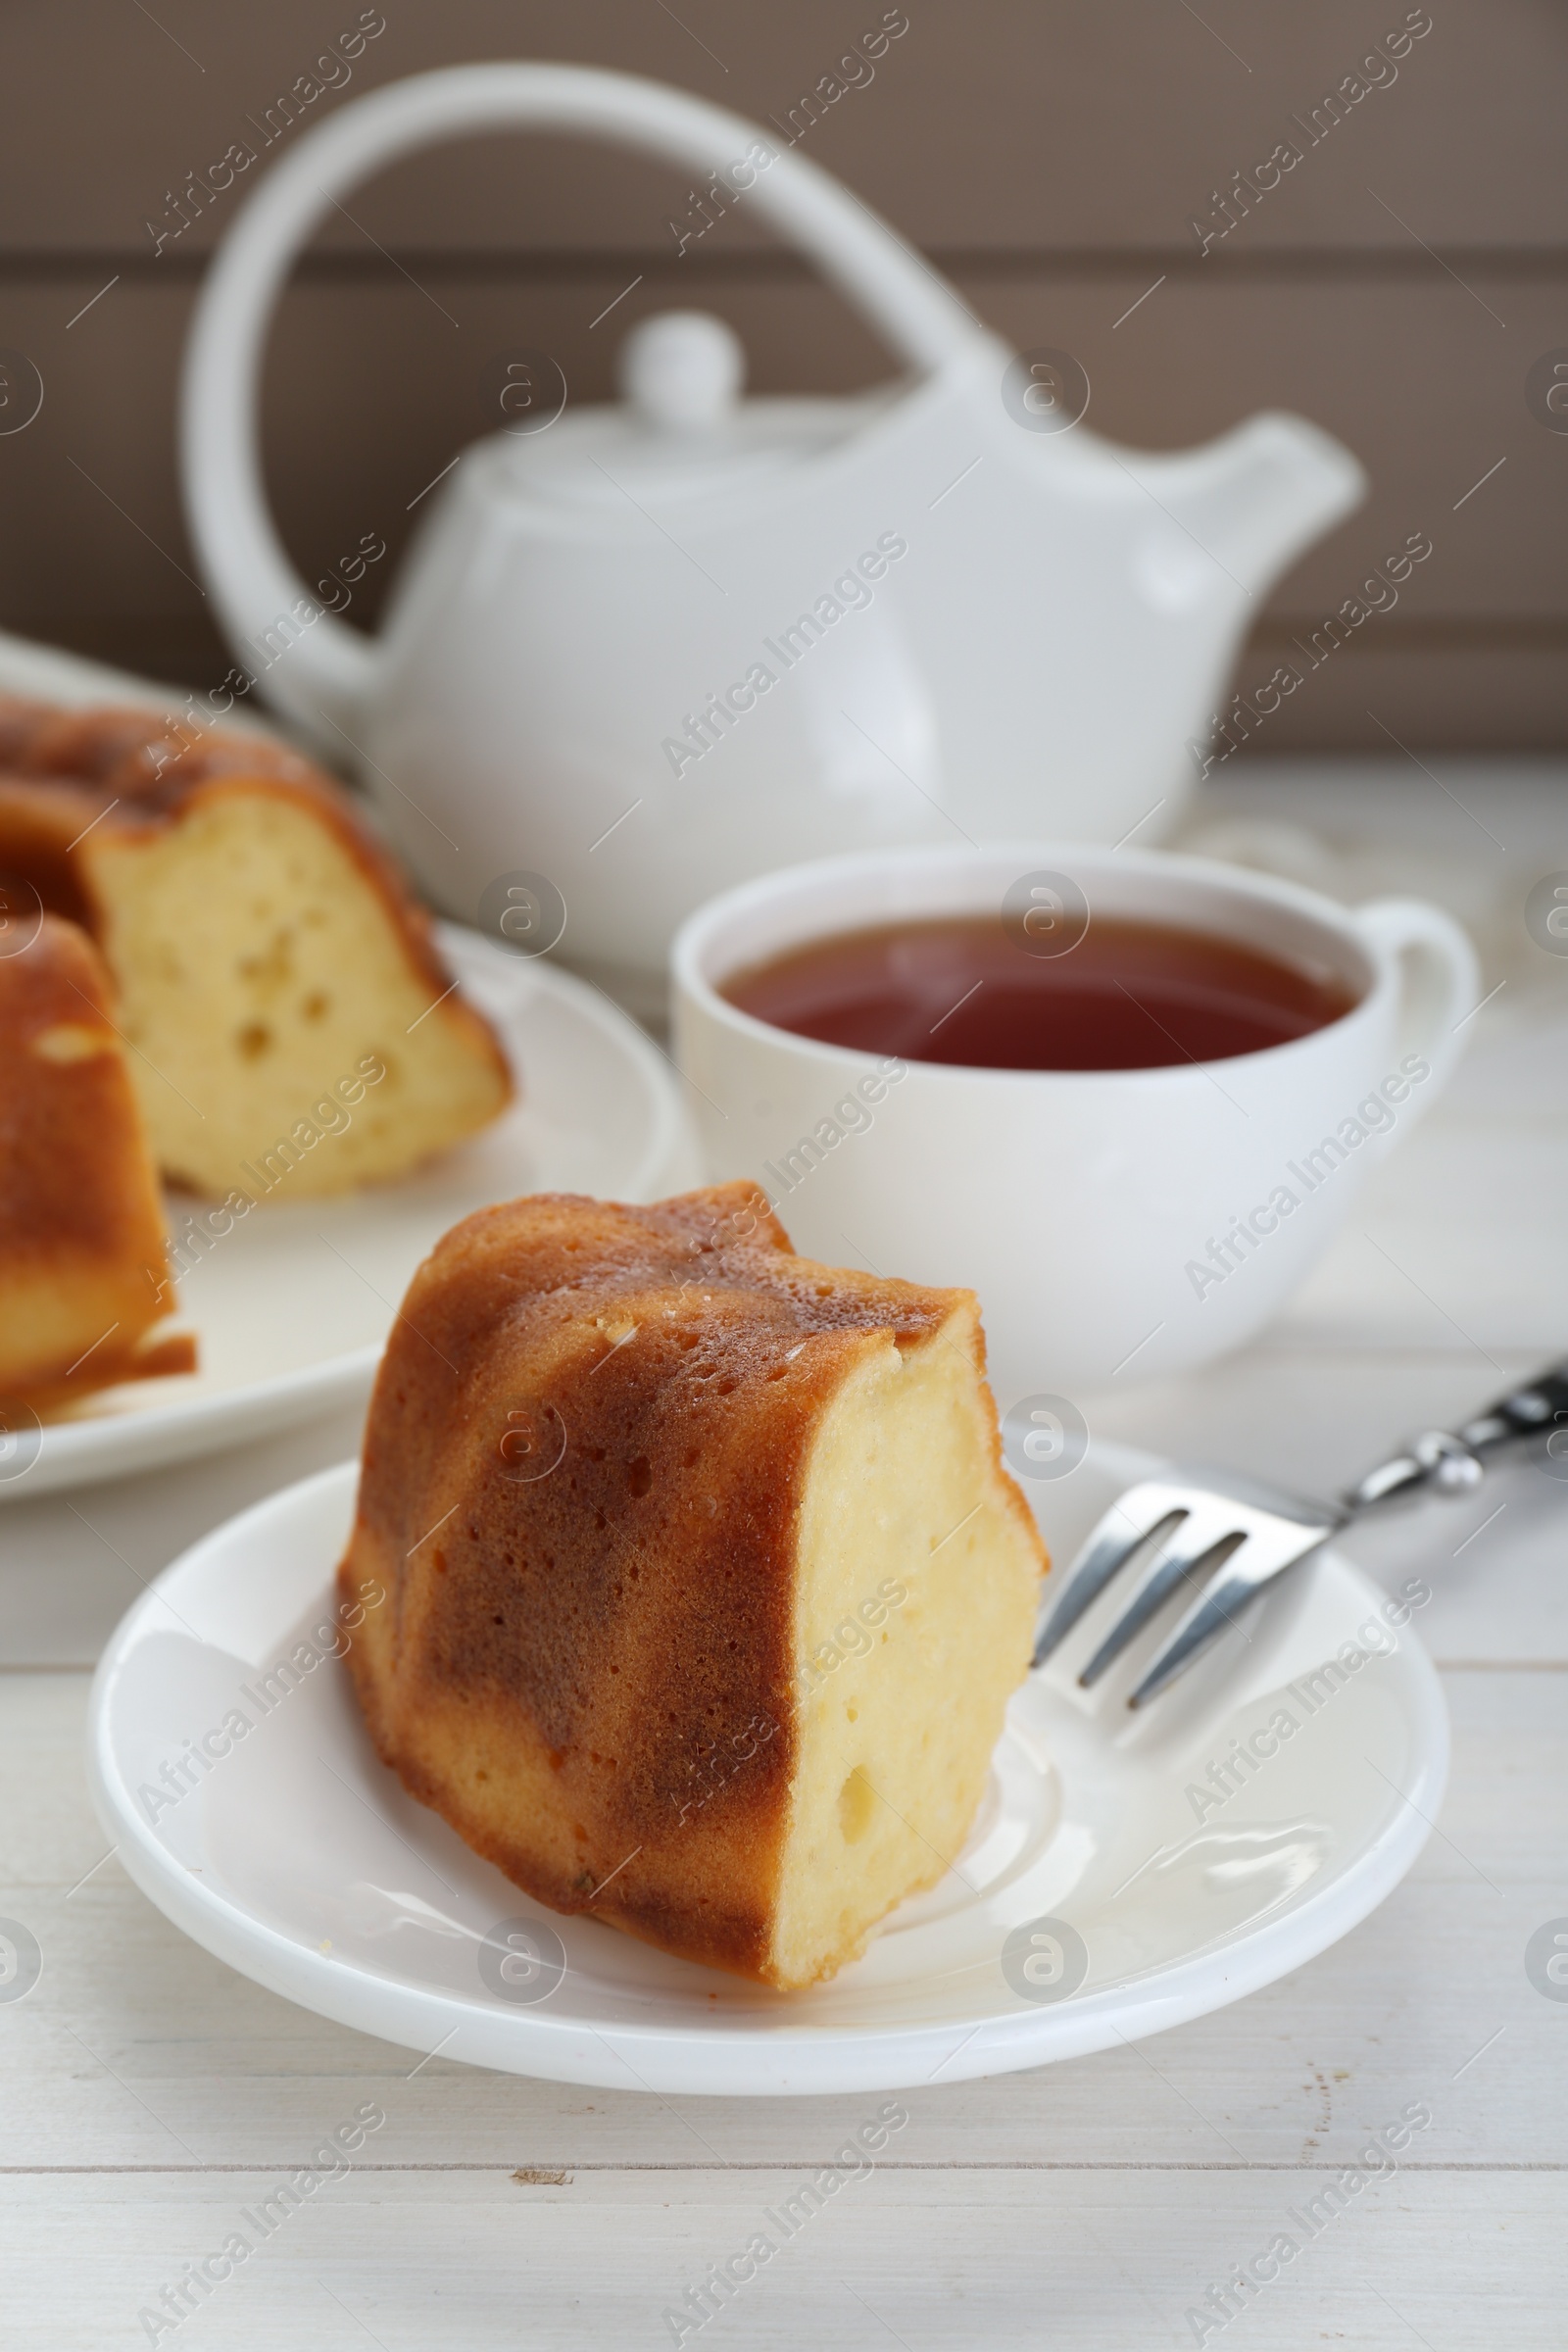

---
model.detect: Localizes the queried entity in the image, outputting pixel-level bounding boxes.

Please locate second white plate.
[86,1441,1447,2095]
[7,928,698,1500]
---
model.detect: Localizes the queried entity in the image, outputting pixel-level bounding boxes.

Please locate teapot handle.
[181,62,995,754]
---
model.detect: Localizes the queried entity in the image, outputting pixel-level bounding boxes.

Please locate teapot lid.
[495,311,880,509]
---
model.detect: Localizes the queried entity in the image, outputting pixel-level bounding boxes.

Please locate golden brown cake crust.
[337,1182,983,1982]
[0,694,508,1092]
[0,912,195,1408]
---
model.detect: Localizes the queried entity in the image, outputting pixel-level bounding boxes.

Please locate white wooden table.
[4,761,1567,2350]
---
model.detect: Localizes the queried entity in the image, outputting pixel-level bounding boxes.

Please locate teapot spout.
[1140,413,1366,605]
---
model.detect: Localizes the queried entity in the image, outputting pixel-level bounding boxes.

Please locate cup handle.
[1351,898,1481,1146]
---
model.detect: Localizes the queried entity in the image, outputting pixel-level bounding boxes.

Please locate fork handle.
[1344,1358,1568,1512]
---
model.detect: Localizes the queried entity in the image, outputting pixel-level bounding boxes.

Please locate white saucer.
[8,927,697,1500]
[86,1440,1447,2096]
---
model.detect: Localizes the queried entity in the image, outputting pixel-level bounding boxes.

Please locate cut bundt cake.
[0,911,195,1410]
[0,696,513,1199]
[338,1182,1047,1989]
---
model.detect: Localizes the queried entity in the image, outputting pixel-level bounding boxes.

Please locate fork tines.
[1032,1472,1340,1708]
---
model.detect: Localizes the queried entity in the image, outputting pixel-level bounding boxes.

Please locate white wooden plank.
[0,2167,1561,2352]
[3,1673,1563,2174]
[0,764,1562,2347]
[10,1348,1568,1674]
[6,760,1567,1671]
[1179,760,1568,1359]
[1084,1351,1568,1664]
[1277,1117,1568,1357]
[1083,1345,1550,1503]
[0,1402,366,1668]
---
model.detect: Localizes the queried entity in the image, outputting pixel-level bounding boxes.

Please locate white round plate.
[87,1440,1447,2096]
[8,927,697,1501]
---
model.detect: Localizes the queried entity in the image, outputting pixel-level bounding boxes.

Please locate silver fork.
[1033,1357,1568,1708]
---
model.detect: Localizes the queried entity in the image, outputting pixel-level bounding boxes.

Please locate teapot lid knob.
[618,310,745,434]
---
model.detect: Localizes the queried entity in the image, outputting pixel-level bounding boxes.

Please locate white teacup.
[671,843,1478,1400]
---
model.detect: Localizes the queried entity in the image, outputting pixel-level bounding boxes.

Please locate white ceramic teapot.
[182,64,1365,1004]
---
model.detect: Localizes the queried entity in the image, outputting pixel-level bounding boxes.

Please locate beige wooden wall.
[0,0,1562,750]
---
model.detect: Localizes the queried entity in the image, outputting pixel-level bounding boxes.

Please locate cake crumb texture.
[0,696,512,1197]
[338,1183,1047,1987]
